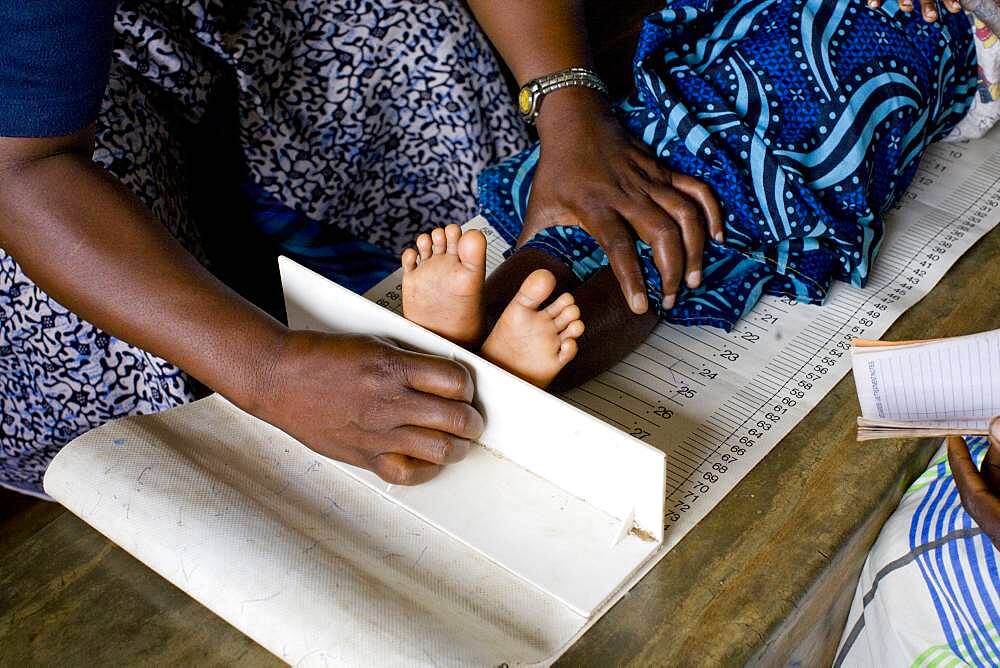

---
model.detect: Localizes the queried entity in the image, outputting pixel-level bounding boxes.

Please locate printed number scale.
[367,135,1000,551]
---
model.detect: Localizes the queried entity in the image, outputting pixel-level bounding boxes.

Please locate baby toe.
[557,338,579,365]
[544,292,575,317]
[416,233,432,260]
[431,227,447,255]
[514,270,557,309]
[553,304,581,330]
[402,248,418,272]
[559,319,585,340]
[444,224,462,254]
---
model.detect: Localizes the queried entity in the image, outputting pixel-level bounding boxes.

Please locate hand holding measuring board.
[41,130,1000,664]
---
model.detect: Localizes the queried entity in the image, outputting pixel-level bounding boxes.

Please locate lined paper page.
[852,329,1000,429]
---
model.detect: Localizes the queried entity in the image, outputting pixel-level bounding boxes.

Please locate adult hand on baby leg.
[866,0,962,22]
[947,418,1000,551]
[524,88,724,315]
[251,332,484,485]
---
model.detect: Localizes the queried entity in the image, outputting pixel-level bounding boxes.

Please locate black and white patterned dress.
[0,0,528,496]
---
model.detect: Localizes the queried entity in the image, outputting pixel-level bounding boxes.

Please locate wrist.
[214,315,291,420]
[534,86,614,140]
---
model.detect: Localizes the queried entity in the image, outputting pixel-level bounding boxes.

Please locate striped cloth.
[836,438,1000,667]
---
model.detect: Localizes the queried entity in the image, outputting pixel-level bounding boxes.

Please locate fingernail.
[686,270,702,289]
[448,439,471,463]
[714,231,725,243]
[662,293,676,310]
[926,9,937,19]
[990,416,1000,440]
[867,0,878,7]
[631,293,648,313]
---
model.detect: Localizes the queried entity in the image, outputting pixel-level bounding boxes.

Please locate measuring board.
[366,131,1000,552]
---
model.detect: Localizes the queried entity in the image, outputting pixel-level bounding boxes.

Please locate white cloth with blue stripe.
[836,438,1000,667]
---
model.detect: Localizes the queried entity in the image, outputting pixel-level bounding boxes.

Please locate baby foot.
[480,269,584,388]
[402,224,486,347]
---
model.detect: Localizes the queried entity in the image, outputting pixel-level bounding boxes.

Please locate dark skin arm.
[947,418,1000,550]
[467,0,724,314]
[0,129,483,485]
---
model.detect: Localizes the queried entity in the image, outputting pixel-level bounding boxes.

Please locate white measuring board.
[367,130,1000,554]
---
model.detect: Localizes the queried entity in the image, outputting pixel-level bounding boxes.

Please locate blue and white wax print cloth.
[836,438,1000,667]
[479,0,979,330]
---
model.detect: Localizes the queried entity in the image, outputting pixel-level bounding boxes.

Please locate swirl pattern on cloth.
[479,0,978,330]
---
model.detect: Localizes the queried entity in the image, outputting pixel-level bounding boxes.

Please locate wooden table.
[1,227,997,666]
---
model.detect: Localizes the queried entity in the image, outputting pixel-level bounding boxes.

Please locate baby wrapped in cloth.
[480,0,992,330]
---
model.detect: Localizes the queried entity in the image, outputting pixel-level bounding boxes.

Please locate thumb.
[948,436,988,498]
[948,435,989,499]
[948,435,1000,547]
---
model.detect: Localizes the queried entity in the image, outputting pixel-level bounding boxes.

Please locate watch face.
[518,87,532,115]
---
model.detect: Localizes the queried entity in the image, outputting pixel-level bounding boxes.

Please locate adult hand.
[252,331,484,485]
[866,0,963,22]
[947,417,1000,550]
[525,88,724,315]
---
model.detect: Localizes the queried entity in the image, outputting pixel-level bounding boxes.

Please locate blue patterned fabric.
[245,182,398,295]
[480,0,979,330]
[0,0,528,497]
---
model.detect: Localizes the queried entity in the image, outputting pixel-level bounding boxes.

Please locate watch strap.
[518,67,609,124]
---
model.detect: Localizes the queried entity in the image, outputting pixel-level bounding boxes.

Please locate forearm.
[466,0,591,84]
[0,147,285,411]
[467,0,613,142]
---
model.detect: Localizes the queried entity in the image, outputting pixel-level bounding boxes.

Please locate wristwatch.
[517,67,609,125]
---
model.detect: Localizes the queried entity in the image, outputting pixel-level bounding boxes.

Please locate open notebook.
[852,329,1000,441]
[42,257,666,666]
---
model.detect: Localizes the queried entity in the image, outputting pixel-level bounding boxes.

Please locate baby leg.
[548,266,660,392]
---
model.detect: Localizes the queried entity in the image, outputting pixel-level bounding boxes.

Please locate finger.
[671,173,725,244]
[944,0,962,12]
[371,453,441,486]
[385,426,471,465]
[949,436,990,498]
[397,349,476,402]
[947,436,1000,543]
[395,389,485,440]
[867,0,882,7]
[645,187,706,289]
[984,417,1000,493]
[627,206,685,308]
[899,0,914,11]
[921,0,938,20]
[587,210,649,314]
[628,147,724,244]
